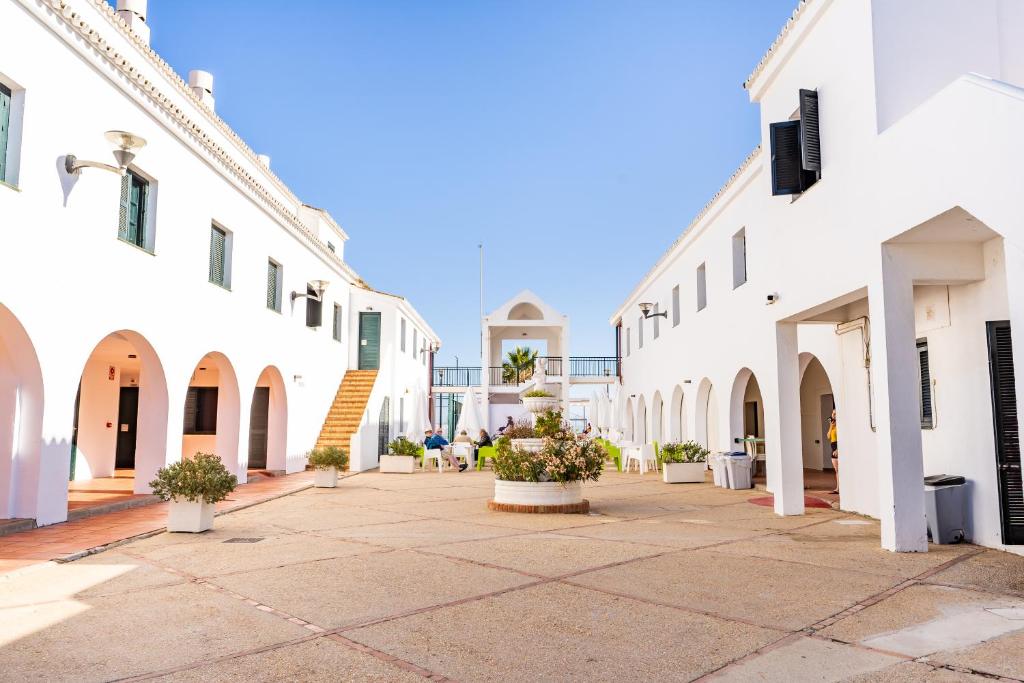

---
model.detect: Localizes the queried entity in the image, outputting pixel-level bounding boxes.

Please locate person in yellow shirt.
[827,408,839,494]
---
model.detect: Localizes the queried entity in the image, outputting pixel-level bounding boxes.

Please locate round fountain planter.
[488,480,589,514]
[511,437,544,453]
[522,396,560,414]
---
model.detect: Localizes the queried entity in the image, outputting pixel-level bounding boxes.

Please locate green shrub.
[388,438,420,456]
[535,409,569,438]
[523,389,553,398]
[493,432,605,484]
[307,445,349,470]
[660,441,710,464]
[149,452,237,504]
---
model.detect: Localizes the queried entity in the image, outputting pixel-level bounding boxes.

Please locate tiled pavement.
[1,469,1023,682]
[0,471,317,576]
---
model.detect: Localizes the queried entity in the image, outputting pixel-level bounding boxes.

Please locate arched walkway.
[799,353,839,495]
[0,304,44,519]
[71,330,169,498]
[729,368,765,450]
[651,391,664,444]
[182,352,240,475]
[636,395,648,444]
[624,398,635,443]
[669,385,687,442]
[695,378,718,450]
[248,366,288,472]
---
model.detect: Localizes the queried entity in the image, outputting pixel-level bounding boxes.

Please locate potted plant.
[149,452,237,533]
[522,389,559,414]
[381,437,419,474]
[491,429,605,512]
[660,441,710,484]
[307,446,348,487]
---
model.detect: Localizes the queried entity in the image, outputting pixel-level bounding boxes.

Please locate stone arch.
[729,367,765,454]
[694,378,718,450]
[798,353,837,472]
[624,397,635,442]
[248,365,288,472]
[182,352,241,476]
[651,391,664,444]
[507,302,544,320]
[0,304,44,519]
[669,385,687,442]
[636,394,648,444]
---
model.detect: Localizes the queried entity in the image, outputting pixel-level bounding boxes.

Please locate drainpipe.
[835,316,877,431]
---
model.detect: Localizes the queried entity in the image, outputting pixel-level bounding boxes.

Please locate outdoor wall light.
[65,130,147,176]
[290,279,330,302]
[638,302,667,319]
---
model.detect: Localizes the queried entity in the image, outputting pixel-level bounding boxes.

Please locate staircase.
[316,370,378,462]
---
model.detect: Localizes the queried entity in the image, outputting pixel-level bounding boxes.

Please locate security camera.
[766,293,779,305]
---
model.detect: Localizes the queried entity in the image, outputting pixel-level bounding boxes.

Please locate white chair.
[452,443,474,468]
[424,448,446,472]
[745,435,766,477]
[639,444,658,474]
[624,445,642,473]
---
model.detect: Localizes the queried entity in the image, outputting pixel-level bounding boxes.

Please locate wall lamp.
[422,341,441,356]
[638,302,667,319]
[291,279,330,303]
[65,130,147,176]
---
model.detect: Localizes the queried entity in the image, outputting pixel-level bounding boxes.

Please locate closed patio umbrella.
[454,387,483,438]
[407,391,432,441]
[588,392,600,434]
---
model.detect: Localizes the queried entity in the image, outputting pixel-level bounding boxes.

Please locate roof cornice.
[742,0,818,92]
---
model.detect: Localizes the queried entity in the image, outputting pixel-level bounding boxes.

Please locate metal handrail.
[432,367,481,386]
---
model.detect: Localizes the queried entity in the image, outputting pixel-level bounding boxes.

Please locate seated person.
[453,430,473,444]
[497,416,514,434]
[477,429,493,448]
[425,429,465,471]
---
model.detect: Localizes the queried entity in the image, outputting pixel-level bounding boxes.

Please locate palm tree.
[502,346,538,384]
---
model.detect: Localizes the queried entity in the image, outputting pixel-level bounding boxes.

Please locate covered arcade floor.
[1,470,1023,681]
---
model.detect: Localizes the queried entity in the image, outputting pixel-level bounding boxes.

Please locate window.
[0,83,10,184]
[413,329,418,358]
[626,327,631,356]
[333,304,343,342]
[266,260,282,312]
[696,263,707,311]
[638,314,644,349]
[305,285,323,328]
[917,338,934,429]
[672,286,680,327]
[769,89,820,196]
[401,318,407,352]
[652,304,661,339]
[732,228,747,288]
[209,224,232,288]
[327,241,336,253]
[118,169,150,250]
[183,387,218,434]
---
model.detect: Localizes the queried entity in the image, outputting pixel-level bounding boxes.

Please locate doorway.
[114,387,139,469]
[359,312,381,370]
[819,394,834,470]
[987,320,1023,545]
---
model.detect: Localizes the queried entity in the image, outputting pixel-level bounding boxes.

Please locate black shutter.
[987,321,1024,544]
[183,387,198,433]
[917,339,934,429]
[799,88,821,172]
[306,286,323,327]
[770,121,804,196]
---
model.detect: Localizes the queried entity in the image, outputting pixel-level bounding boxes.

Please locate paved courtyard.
[1,470,1023,682]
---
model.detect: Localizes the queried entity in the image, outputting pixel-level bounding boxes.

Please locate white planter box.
[167,500,215,533]
[522,396,559,414]
[380,455,415,474]
[511,437,545,453]
[314,467,338,488]
[493,480,583,506]
[663,462,707,484]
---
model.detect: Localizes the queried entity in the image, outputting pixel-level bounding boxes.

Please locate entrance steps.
[315,370,378,461]
[0,518,37,537]
[67,494,161,523]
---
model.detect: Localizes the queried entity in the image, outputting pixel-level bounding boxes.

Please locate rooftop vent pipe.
[188,70,215,110]
[116,0,150,44]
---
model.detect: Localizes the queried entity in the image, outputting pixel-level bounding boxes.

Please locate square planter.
[314,467,338,488]
[380,454,415,474]
[663,462,706,484]
[167,500,215,533]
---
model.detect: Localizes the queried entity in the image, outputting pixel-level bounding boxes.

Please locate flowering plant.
[493,432,605,484]
[660,441,709,464]
[523,389,554,398]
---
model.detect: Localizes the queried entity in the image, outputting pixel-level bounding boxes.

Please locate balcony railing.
[433,356,619,387]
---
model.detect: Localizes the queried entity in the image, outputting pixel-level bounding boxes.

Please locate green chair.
[605,443,622,472]
[653,440,661,467]
[476,446,497,471]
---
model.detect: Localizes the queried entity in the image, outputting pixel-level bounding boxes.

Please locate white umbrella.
[407,391,432,440]
[588,392,600,434]
[599,393,613,431]
[454,387,484,438]
[612,388,626,437]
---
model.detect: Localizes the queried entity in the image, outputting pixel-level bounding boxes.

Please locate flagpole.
[479,243,484,361]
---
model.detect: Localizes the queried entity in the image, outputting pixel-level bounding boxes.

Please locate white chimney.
[116,0,150,44]
[257,154,271,168]
[188,70,215,110]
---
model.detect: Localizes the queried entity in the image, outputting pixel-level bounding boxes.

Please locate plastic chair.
[624,446,641,473]
[422,448,445,471]
[653,440,661,466]
[605,442,622,472]
[476,445,497,470]
[452,443,474,468]
[629,444,658,474]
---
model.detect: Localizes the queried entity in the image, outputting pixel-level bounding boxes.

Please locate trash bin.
[711,453,730,488]
[923,474,966,544]
[725,452,753,490]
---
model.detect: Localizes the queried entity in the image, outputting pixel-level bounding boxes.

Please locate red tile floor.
[0,470,315,577]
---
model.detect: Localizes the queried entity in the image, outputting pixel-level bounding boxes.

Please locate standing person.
[827,408,839,494]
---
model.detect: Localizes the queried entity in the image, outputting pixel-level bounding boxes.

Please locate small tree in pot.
[660,441,710,484]
[381,437,419,474]
[307,446,348,488]
[149,452,237,533]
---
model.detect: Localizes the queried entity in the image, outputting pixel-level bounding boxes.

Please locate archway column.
[869,247,928,552]
[765,323,805,516]
[35,369,79,525]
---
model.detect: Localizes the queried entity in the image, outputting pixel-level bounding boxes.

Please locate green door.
[358,312,381,370]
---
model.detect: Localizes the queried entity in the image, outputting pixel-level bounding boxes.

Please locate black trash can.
[923,474,966,544]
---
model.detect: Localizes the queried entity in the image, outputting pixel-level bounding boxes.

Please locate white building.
[612,0,1024,554]
[0,0,438,527]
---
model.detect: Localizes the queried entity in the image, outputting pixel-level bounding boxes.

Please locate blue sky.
[133,0,796,365]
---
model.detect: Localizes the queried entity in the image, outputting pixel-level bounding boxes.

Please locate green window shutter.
[209,225,226,285]
[266,261,280,310]
[0,84,10,183]
[118,174,131,241]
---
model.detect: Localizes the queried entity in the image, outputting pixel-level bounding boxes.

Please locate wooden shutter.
[770,121,804,196]
[306,285,323,327]
[209,226,226,285]
[333,304,342,341]
[0,84,10,183]
[183,387,199,434]
[266,261,279,310]
[987,321,1024,544]
[799,88,821,172]
[672,286,680,327]
[653,304,660,339]
[401,318,407,352]
[118,173,132,241]
[638,315,644,348]
[917,339,934,429]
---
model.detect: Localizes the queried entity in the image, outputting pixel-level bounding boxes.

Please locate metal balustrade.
[432,366,481,387]
[433,356,619,387]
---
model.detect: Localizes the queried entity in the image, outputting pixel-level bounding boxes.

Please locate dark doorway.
[358,312,382,370]
[743,401,760,438]
[70,385,81,480]
[987,320,1023,544]
[249,387,270,470]
[114,387,139,469]
[377,396,390,464]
